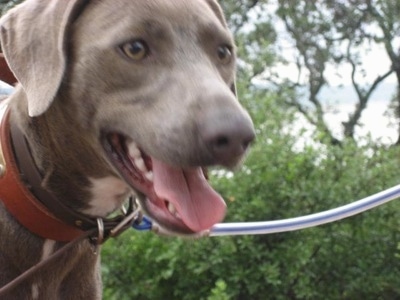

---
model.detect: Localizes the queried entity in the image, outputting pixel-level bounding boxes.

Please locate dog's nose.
[200,109,255,166]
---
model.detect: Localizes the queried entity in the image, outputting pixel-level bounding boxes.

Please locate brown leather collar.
[0,106,137,242]
[0,55,87,241]
[0,108,84,241]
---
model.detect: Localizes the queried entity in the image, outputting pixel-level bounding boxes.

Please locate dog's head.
[0,0,255,235]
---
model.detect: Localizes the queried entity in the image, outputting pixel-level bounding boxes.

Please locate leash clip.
[109,201,143,238]
[90,197,142,250]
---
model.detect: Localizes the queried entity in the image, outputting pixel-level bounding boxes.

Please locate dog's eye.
[217,45,232,64]
[120,40,149,60]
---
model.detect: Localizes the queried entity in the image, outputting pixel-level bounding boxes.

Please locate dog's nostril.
[214,136,230,149]
[211,135,252,153]
[242,137,253,151]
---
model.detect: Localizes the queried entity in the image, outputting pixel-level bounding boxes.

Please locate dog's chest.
[83,176,131,217]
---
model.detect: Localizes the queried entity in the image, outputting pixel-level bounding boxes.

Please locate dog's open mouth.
[102,133,226,234]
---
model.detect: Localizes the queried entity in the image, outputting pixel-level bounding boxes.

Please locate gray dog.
[0,0,255,298]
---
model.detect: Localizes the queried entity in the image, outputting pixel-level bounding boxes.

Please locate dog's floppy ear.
[0,0,87,117]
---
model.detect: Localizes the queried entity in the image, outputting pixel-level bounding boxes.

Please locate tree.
[219,0,399,145]
[275,0,398,144]
[365,0,400,143]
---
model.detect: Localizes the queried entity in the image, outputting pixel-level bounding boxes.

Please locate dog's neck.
[0,96,134,241]
[10,89,132,217]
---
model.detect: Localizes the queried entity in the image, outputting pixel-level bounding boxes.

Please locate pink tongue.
[152,159,226,232]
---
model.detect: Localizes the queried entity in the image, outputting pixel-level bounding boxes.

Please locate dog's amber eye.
[217,45,232,64]
[120,40,149,60]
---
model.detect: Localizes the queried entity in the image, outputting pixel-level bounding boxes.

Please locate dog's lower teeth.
[167,202,181,219]
[168,202,176,214]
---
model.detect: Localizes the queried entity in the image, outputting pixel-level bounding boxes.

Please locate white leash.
[134,184,400,237]
[208,184,400,236]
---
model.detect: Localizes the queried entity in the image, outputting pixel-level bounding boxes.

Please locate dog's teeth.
[128,142,141,159]
[145,171,154,182]
[127,142,152,177]
[168,202,177,215]
[134,157,148,173]
[167,202,181,219]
